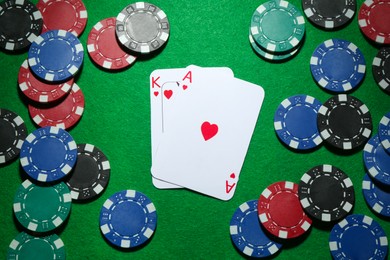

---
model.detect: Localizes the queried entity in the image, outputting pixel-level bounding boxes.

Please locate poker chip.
[20,126,77,183]
[0,108,27,164]
[362,173,390,217]
[18,59,73,103]
[99,190,157,248]
[0,0,43,51]
[363,134,390,186]
[28,83,85,129]
[7,232,65,259]
[13,179,72,233]
[273,94,323,150]
[358,0,390,44]
[230,200,282,258]
[66,143,110,201]
[258,181,312,239]
[310,39,366,93]
[37,0,88,37]
[379,112,390,153]
[329,214,388,259]
[317,94,372,151]
[250,0,305,53]
[116,2,170,54]
[28,29,84,82]
[298,164,355,222]
[249,33,300,61]
[372,47,390,94]
[302,0,356,29]
[87,17,136,70]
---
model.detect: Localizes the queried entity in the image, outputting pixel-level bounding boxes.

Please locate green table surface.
[1,0,389,259]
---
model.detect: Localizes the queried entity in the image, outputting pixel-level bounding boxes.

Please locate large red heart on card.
[201,121,218,141]
[164,90,173,99]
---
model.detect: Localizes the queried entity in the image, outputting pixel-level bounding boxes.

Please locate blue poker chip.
[99,190,157,248]
[379,112,390,154]
[310,39,366,93]
[329,214,388,259]
[230,200,282,258]
[28,29,84,82]
[274,94,323,150]
[362,173,390,217]
[363,134,390,186]
[20,126,77,182]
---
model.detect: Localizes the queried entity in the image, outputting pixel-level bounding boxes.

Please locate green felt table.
[1,0,390,259]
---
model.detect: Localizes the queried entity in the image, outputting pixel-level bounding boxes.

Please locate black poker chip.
[0,0,43,51]
[372,47,390,94]
[302,0,356,30]
[66,143,110,201]
[298,164,355,222]
[317,94,372,151]
[0,108,27,164]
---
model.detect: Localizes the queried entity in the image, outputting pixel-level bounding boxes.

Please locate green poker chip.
[7,232,65,259]
[250,0,305,53]
[249,32,299,61]
[13,179,72,233]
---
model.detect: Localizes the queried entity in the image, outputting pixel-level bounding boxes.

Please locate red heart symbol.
[154,91,159,97]
[164,90,173,99]
[182,85,188,90]
[201,121,218,141]
[230,173,235,179]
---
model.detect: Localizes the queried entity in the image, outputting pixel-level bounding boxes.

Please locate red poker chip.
[18,59,73,103]
[358,0,390,44]
[258,181,312,239]
[87,17,136,70]
[37,0,88,37]
[28,83,85,129]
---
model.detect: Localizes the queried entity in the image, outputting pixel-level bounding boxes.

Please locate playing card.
[151,75,264,200]
[150,65,234,189]
[150,68,187,189]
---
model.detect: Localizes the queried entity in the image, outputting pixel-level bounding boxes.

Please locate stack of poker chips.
[0,0,87,129]
[272,37,370,153]
[87,2,170,70]
[7,127,113,258]
[7,123,112,258]
[300,0,390,95]
[249,0,305,62]
[0,2,81,254]
[273,94,373,152]
[2,0,160,253]
[1,0,119,256]
[362,112,390,219]
[18,40,86,130]
[229,164,388,259]
[10,126,75,258]
[13,0,88,130]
